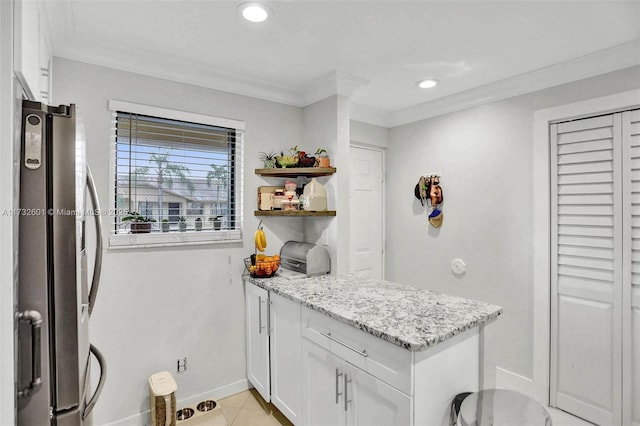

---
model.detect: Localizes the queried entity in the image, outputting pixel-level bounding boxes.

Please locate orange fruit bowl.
[244,255,281,278]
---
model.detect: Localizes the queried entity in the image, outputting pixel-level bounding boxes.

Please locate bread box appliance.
[278,241,331,278]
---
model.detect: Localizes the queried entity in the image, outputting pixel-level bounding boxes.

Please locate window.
[187,202,204,217]
[168,202,181,223]
[138,201,155,217]
[109,100,244,247]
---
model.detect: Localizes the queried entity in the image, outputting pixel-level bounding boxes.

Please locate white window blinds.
[109,101,243,247]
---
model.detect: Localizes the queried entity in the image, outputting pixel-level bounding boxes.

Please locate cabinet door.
[270,293,302,424]
[302,338,346,426]
[346,365,411,426]
[14,0,40,100]
[246,284,270,402]
[14,0,51,102]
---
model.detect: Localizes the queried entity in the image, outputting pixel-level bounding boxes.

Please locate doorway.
[349,145,384,279]
[532,90,640,426]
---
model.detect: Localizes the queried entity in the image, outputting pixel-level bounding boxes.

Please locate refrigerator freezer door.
[50,103,85,412]
[18,104,54,425]
[18,101,90,426]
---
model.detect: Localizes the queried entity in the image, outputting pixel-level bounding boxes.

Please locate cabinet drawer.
[301,307,412,395]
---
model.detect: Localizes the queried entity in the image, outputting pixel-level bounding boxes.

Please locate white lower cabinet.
[302,338,347,426]
[245,284,270,402]
[245,284,303,423]
[348,363,411,426]
[302,338,411,426]
[269,292,303,424]
[246,283,482,426]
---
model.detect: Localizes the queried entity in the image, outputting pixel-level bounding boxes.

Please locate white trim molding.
[532,88,640,405]
[108,99,246,130]
[392,40,640,128]
[495,367,535,398]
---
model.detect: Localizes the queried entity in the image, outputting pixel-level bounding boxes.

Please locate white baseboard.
[100,378,250,426]
[495,367,535,399]
[176,378,250,409]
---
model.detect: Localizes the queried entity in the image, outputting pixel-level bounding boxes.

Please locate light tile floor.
[216,389,292,426]
[184,389,591,426]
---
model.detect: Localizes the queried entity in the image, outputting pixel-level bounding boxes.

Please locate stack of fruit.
[248,254,280,277]
[246,224,280,277]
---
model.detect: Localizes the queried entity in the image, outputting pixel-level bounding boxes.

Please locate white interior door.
[550,114,623,425]
[349,146,384,279]
[622,109,640,426]
[550,109,640,426]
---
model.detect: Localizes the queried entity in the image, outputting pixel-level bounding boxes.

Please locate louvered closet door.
[623,109,640,426]
[550,113,623,426]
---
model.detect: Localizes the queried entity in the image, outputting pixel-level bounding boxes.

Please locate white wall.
[0,1,16,424]
[385,65,640,387]
[350,119,389,149]
[52,57,303,425]
[302,95,350,274]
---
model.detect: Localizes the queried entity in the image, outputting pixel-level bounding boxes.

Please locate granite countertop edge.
[247,274,502,351]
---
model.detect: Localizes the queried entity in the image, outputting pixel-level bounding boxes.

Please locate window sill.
[108,229,242,249]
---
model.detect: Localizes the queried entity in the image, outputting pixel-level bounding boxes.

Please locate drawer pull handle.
[258,296,265,334]
[344,373,351,412]
[335,368,343,404]
[321,332,368,358]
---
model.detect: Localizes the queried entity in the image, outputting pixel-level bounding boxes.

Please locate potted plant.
[259,151,277,169]
[122,211,156,234]
[209,215,223,230]
[194,217,202,231]
[275,146,299,168]
[161,218,170,232]
[297,148,316,167]
[178,216,187,232]
[315,148,330,168]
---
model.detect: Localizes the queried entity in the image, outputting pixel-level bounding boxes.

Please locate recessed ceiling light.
[416,79,439,89]
[238,2,272,23]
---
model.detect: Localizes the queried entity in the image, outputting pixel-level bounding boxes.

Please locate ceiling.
[44,1,640,127]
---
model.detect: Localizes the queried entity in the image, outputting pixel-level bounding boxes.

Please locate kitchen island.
[244,274,502,426]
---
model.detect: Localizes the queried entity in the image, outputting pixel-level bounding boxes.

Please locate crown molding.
[388,40,640,128]
[350,103,392,128]
[301,70,370,107]
[52,17,639,131]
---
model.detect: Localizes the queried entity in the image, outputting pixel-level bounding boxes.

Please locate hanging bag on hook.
[429,175,443,206]
[429,208,443,228]
[414,176,429,206]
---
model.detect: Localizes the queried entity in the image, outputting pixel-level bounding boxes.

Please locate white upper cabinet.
[14,0,52,102]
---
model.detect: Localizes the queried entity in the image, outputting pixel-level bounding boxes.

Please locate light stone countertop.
[247,274,502,351]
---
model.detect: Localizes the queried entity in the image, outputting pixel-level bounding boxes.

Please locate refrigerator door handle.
[16,310,43,398]
[86,165,103,317]
[83,343,107,420]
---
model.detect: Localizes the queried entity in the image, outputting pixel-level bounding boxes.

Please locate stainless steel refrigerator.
[17,100,106,426]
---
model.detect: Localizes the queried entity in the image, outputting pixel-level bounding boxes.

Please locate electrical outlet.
[177,357,187,373]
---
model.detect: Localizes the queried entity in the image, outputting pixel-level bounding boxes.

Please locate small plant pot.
[318,157,331,168]
[213,220,222,230]
[263,159,275,169]
[161,222,170,232]
[179,222,187,232]
[130,222,152,234]
[195,221,202,231]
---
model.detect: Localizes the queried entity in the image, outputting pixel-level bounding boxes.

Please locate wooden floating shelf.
[254,210,337,217]
[255,167,336,178]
